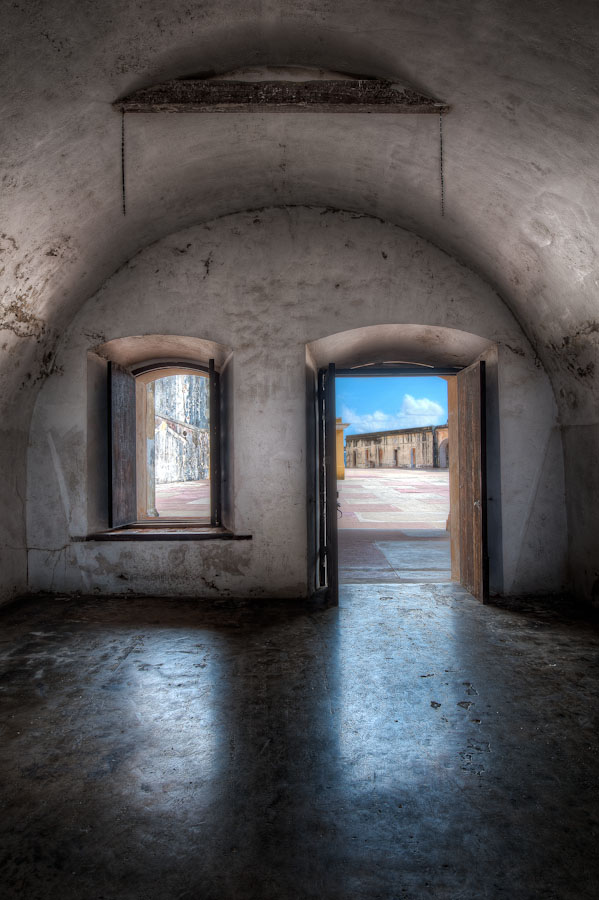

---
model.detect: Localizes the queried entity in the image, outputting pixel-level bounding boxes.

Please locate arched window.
[108,360,221,528]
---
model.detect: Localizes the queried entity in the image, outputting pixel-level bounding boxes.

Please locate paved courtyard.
[338,467,450,530]
[155,480,210,518]
[154,470,452,585]
[338,468,452,584]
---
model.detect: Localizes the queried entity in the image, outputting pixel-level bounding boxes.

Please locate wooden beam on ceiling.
[115,79,449,114]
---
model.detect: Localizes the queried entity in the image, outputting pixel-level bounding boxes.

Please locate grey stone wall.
[346,427,443,469]
[153,375,210,483]
[26,209,566,598]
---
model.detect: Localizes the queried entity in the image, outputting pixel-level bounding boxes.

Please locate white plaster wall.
[1,0,598,606]
[27,208,567,598]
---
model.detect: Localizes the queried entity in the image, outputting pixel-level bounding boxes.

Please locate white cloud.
[400,394,445,425]
[342,394,445,435]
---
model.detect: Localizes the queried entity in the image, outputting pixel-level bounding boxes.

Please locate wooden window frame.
[108,359,222,530]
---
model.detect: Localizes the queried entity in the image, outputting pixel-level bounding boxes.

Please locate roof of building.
[345,424,448,442]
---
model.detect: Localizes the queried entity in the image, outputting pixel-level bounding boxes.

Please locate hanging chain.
[121,108,126,216]
[439,113,445,217]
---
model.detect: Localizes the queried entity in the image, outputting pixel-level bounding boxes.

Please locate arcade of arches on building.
[345,424,449,470]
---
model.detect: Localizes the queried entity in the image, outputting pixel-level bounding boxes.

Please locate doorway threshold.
[338,528,451,584]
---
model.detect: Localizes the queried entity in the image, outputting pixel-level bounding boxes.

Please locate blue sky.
[336,376,448,437]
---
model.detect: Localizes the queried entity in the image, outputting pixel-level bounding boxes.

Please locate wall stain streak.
[0,300,46,339]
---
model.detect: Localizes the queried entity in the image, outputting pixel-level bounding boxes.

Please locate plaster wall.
[1,0,599,605]
[27,208,566,598]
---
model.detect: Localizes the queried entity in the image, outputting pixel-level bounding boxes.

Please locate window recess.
[108,360,221,529]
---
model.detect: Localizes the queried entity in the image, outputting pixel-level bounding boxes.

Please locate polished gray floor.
[1,586,598,899]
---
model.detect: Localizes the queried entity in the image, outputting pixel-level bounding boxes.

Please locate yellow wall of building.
[336,419,349,480]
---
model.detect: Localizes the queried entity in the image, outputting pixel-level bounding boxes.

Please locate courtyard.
[338,468,452,584]
[154,480,210,519]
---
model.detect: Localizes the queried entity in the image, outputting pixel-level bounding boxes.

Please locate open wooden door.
[209,359,221,527]
[457,359,488,601]
[316,363,339,605]
[108,361,137,528]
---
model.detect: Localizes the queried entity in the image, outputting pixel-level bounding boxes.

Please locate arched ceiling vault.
[2,1,598,425]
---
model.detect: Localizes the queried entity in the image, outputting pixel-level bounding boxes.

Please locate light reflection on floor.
[127,630,223,803]
[2,590,599,898]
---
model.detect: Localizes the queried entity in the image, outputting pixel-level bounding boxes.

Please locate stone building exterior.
[153,374,210,484]
[345,425,449,469]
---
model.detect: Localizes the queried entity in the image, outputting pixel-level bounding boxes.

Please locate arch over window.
[91,335,231,532]
[108,359,221,528]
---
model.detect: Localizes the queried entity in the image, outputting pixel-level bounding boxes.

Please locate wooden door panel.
[457,360,488,601]
[317,370,327,589]
[209,359,221,527]
[324,363,339,605]
[108,361,137,528]
[315,364,339,604]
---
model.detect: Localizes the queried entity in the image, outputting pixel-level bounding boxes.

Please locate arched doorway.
[438,438,449,468]
[307,325,497,605]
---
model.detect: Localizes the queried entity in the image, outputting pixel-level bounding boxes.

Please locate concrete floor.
[1,588,599,899]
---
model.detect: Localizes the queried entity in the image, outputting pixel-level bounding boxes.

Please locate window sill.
[82,526,252,542]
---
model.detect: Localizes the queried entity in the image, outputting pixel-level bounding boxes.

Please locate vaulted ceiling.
[1,0,598,424]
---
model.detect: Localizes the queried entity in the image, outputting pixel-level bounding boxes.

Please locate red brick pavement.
[338,468,452,583]
[338,467,449,530]
[155,480,210,518]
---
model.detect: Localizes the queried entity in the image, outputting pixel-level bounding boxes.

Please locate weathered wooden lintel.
[115,79,450,114]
